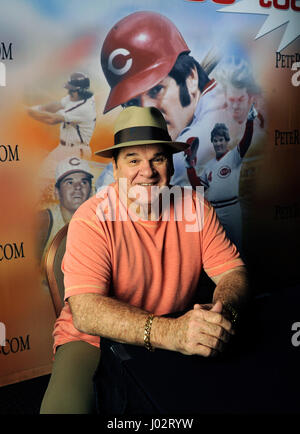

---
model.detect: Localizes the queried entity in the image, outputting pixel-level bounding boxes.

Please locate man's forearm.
[27,107,64,124]
[239,119,254,158]
[69,293,174,350]
[212,267,250,312]
[39,101,63,113]
[69,292,236,357]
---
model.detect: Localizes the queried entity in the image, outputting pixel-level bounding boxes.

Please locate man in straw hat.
[40,107,250,414]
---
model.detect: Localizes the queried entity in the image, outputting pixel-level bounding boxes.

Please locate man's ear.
[186,66,199,97]
[168,156,174,178]
[87,184,92,198]
[54,187,59,201]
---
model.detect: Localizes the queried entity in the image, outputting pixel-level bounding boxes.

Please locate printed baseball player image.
[38,156,94,262]
[213,58,266,254]
[27,72,96,180]
[95,11,226,190]
[214,57,265,154]
[184,104,258,252]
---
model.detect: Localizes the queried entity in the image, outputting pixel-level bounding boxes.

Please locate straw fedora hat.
[95,106,189,158]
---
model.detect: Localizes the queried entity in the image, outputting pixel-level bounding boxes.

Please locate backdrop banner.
[0,0,299,387]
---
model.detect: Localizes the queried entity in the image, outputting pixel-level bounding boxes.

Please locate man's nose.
[73,182,82,190]
[139,161,156,177]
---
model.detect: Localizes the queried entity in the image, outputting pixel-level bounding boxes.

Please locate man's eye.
[129,159,138,164]
[148,85,163,99]
[153,157,166,164]
[122,98,140,108]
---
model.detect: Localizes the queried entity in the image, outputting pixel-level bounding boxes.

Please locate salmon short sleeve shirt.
[53,184,244,350]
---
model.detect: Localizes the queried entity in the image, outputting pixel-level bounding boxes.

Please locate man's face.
[123,75,196,141]
[226,84,252,124]
[212,135,228,159]
[68,89,79,101]
[56,172,91,213]
[112,144,173,207]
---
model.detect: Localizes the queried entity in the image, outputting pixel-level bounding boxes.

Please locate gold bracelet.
[144,314,155,352]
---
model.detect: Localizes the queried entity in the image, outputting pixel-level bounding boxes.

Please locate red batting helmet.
[101,11,190,114]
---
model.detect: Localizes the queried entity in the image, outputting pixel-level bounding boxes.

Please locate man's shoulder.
[75,95,96,119]
[63,95,94,112]
[195,81,226,118]
[226,145,242,165]
[83,94,96,109]
[84,94,95,106]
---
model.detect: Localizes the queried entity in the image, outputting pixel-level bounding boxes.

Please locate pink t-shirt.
[53,184,244,350]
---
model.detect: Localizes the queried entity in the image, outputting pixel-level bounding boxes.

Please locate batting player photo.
[27,72,96,180]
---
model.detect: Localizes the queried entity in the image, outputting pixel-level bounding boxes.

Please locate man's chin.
[71,199,84,207]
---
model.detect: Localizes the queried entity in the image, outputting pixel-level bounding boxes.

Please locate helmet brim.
[64,82,80,91]
[103,53,189,114]
[56,169,93,185]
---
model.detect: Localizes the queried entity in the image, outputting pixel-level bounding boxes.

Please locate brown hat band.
[114,126,171,146]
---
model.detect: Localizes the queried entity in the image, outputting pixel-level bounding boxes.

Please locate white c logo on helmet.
[69,157,81,166]
[108,48,132,76]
